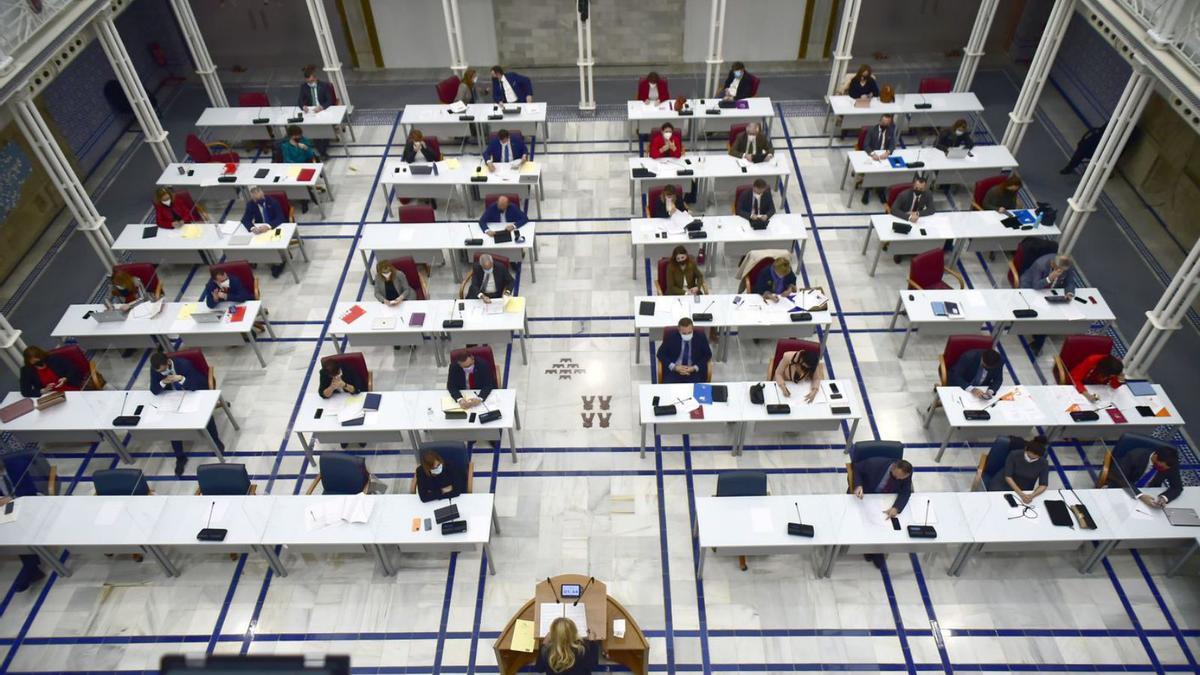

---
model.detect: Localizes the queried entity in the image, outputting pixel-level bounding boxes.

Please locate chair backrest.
[424,135,443,161]
[715,470,768,497]
[973,175,1007,208]
[450,345,499,383]
[185,134,212,163]
[1,449,52,497]
[943,335,995,371]
[1009,237,1059,288]
[1112,432,1173,464]
[1057,335,1114,372]
[885,183,910,212]
[113,262,161,296]
[418,441,470,493]
[728,123,748,150]
[918,77,952,94]
[398,204,436,223]
[855,126,869,151]
[483,193,522,211]
[94,468,149,496]
[908,248,947,288]
[646,185,685,216]
[849,440,904,464]
[173,190,203,222]
[165,348,213,388]
[983,436,1022,486]
[745,256,776,289]
[387,256,427,300]
[197,463,252,495]
[321,352,370,387]
[472,252,511,270]
[319,452,369,494]
[746,73,761,97]
[237,92,271,108]
[435,75,461,104]
[48,344,91,379]
[733,184,753,213]
[210,261,256,298]
[656,257,670,294]
[768,339,821,378]
[265,192,294,221]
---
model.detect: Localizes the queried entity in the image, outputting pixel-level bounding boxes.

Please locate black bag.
[1035,202,1057,227]
[653,405,677,416]
[711,385,728,403]
[749,383,765,404]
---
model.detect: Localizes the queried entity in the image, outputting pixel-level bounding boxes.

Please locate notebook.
[296,168,317,182]
[1125,381,1156,397]
[409,313,425,327]
[931,301,960,317]
[0,397,35,423]
[888,156,907,168]
[340,305,366,324]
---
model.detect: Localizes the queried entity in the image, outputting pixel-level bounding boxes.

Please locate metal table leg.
[508,428,518,462]
[844,418,860,450]
[370,544,396,576]
[634,328,642,364]
[483,542,497,575]
[519,322,529,364]
[220,396,240,430]
[869,241,885,277]
[247,334,268,367]
[888,296,905,330]
[31,546,71,577]
[283,250,300,283]
[491,508,502,535]
[201,428,226,461]
[897,323,916,358]
[255,544,288,577]
[144,545,180,577]
[697,546,707,580]
[1080,540,1118,574]
[102,430,134,465]
[935,429,954,462]
[947,541,974,576]
[640,424,647,459]
[296,431,315,465]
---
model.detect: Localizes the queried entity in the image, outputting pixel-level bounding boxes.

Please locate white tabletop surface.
[1085,487,1200,542]
[53,301,263,339]
[832,493,975,546]
[196,105,347,128]
[733,379,862,424]
[330,299,525,336]
[637,383,746,425]
[694,495,843,549]
[0,390,219,433]
[113,222,297,252]
[148,495,274,545]
[869,210,1060,244]
[629,154,789,180]
[400,102,546,125]
[634,293,832,331]
[631,214,806,246]
[900,288,1113,325]
[936,383,1185,430]
[828,92,983,116]
[847,145,1017,175]
[156,162,324,188]
[380,157,541,187]
[294,389,517,434]
[626,97,775,121]
[958,490,1114,544]
[359,222,536,253]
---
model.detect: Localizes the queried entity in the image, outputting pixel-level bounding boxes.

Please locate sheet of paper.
[538,603,562,637]
[504,296,526,314]
[444,158,460,170]
[675,397,700,413]
[668,209,692,229]
[750,507,772,533]
[218,221,241,236]
[562,602,589,635]
[441,396,465,413]
[519,160,539,175]
[179,224,204,240]
[484,300,505,315]
[176,303,197,320]
[130,300,164,320]
[95,501,123,526]
[341,493,374,523]
[511,619,536,653]
[253,228,284,244]
[288,166,302,179]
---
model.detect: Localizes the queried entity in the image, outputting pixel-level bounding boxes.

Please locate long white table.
[358,222,537,282]
[628,154,791,214]
[380,157,544,219]
[825,93,984,144]
[294,389,521,462]
[52,300,276,367]
[1071,487,1200,574]
[399,102,547,153]
[841,145,1018,207]
[630,214,807,280]
[0,390,227,464]
[634,293,831,363]
[112,222,308,282]
[156,163,333,217]
[626,97,776,148]
[861,209,1060,275]
[638,380,861,458]
[889,288,1114,357]
[196,105,350,156]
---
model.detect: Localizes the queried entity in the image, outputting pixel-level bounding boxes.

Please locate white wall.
[371,0,498,69]
[683,0,807,63]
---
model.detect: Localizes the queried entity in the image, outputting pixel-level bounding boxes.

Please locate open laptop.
[90,307,128,323]
[192,309,225,323]
[946,146,971,159]
[228,231,253,246]
[1113,457,1200,526]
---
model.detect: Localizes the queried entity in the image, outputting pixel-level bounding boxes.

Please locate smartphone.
[176,165,185,175]
[83,310,95,319]
[890,517,901,531]
[652,396,660,406]
[314,408,324,419]
[468,412,477,423]
[733,296,744,306]
[4,502,13,515]
[133,405,144,416]
[411,517,421,532]
[829,383,841,398]
[273,176,281,183]
[423,518,432,531]
[1004,493,1018,508]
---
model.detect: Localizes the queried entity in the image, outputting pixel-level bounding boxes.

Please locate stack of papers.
[504,296,526,314]
[179,224,204,239]
[511,619,536,652]
[303,494,375,531]
[218,221,242,237]
[131,300,164,320]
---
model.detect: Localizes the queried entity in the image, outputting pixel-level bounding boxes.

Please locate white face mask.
[381,272,392,281]
[218,279,230,289]
[733,70,743,78]
[680,332,693,342]
[662,131,672,140]
[676,257,687,264]
[956,129,966,136]
[430,463,444,476]
[161,198,171,205]
[1025,453,1040,463]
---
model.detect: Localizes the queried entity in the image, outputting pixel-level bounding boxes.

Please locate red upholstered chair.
[209,261,258,300]
[113,262,163,299]
[733,185,753,214]
[266,192,295,221]
[1007,237,1058,288]
[767,339,821,379]
[746,73,761,97]
[657,327,712,383]
[918,78,952,94]
[237,92,270,108]
[645,185,684,218]
[320,352,373,392]
[1054,335,1114,385]
[742,256,776,293]
[855,126,869,151]
[883,183,911,215]
[449,345,499,385]
[422,136,444,161]
[459,254,513,299]
[185,133,239,164]
[727,123,748,152]
[168,348,239,434]
[656,257,670,295]
[435,76,461,104]
[938,335,995,385]
[636,76,670,102]
[386,256,430,300]
[483,193,522,211]
[398,204,436,223]
[907,249,964,290]
[171,189,208,222]
[48,344,105,390]
[972,175,1008,211]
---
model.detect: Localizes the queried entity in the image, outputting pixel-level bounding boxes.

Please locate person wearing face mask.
[373,261,411,307]
[1111,444,1183,509]
[891,175,934,223]
[717,61,753,101]
[297,64,336,111]
[935,119,975,153]
[319,359,367,399]
[490,65,534,104]
[638,71,669,104]
[448,352,496,409]
[239,187,287,278]
[110,270,149,310]
[649,123,684,159]
[280,124,322,215]
[466,254,514,302]
[483,129,528,172]
[454,68,479,105]
[154,187,194,230]
[847,64,879,99]
[665,245,707,296]
[415,448,467,502]
[860,114,897,204]
[753,258,797,302]
[730,122,773,163]
[149,351,226,476]
[772,347,825,404]
[200,268,253,309]
[988,436,1050,501]
[478,195,529,236]
[19,345,84,398]
[402,129,439,164]
[736,178,776,224]
[982,174,1022,213]
[648,184,688,219]
[656,317,711,384]
[1020,253,1076,354]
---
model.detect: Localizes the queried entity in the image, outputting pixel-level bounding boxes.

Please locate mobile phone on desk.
[314,408,323,419]
[133,405,144,416]
[829,383,841,398]
[1004,493,1019,508]
[890,517,901,531]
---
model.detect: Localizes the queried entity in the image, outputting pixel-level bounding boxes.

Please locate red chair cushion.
[656,257,669,294]
[265,192,293,221]
[449,345,498,384]
[321,352,370,386]
[424,136,444,161]
[113,262,161,295]
[885,183,910,211]
[770,339,820,375]
[483,193,522,210]
[185,134,239,164]
[237,92,270,108]
[729,123,748,146]
[165,348,211,385]
[908,249,947,289]
[973,175,1007,207]
[856,126,869,151]
[746,73,761,97]
[48,344,91,376]
[918,77,952,94]
[398,205,436,223]
[1058,335,1114,371]
[435,76,460,105]
[209,261,255,295]
[943,335,995,370]
[472,252,511,270]
[173,190,202,222]
[387,257,426,300]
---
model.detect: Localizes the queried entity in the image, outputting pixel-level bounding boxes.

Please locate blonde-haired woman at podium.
[536,618,600,674]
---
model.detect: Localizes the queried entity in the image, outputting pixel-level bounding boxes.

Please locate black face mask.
[32,361,45,368]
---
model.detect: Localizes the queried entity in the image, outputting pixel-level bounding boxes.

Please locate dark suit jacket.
[730,131,773,160]
[947,349,1004,392]
[478,202,529,233]
[1115,448,1183,504]
[935,128,975,152]
[862,124,897,154]
[318,364,368,399]
[655,331,711,384]
[150,357,207,395]
[200,276,254,308]
[20,356,84,398]
[736,189,776,221]
[415,460,468,502]
[648,196,688,219]
[852,456,913,513]
[240,196,285,231]
[402,142,438,164]
[848,76,880,99]
[466,262,514,299]
[482,136,528,164]
[721,71,753,100]
[753,266,796,296]
[491,72,533,103]
[891,188,934,217]
[297,80,336,109]
[447,359,497,401]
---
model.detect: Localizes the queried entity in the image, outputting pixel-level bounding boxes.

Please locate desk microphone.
[1013,289,1038,318]
[197,499,228,541]
[766,383,790,415]
[574,576,595,606]
[443,300,464,328]
[287,107,304,124]
[548,577,561,603]
[787,500,814,537]
[113,391,141,427]
[693,300,715,322]
[252,107,268,125]
[907,498,937,538]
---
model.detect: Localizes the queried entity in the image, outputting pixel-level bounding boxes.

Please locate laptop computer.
[410,164,436,176]
[946,146,971,159]
[192,310,225,323]
[228,232,253,246]
[91,308,128,323]
[1166,508,1200,527]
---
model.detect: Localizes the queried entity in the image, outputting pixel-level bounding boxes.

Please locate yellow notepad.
[441,396,465,413]
[177,303,197,320]
[519,161,539,175]
[504,296,526,314]
[511,619,536,653]
[253,228,284,244]
[444,158,460,170]
[179,224,203,239]
[288,166,302,179]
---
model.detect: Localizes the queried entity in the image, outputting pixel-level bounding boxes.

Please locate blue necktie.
[502,143,511,163]
[681,340,691,367]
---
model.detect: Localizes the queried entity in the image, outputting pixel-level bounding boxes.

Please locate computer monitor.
[160,655,350,674]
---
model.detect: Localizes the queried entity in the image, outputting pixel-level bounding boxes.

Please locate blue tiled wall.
[1049,13,1131,125]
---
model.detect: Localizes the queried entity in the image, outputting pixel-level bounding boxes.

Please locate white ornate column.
[825,0,862,97]
[1000,0,1075,153]
[704,0,728,97]
[441,0,467,76]
[1124,238,1200,378]
[94,12,177,169]
[954,0,999,92]
[0,312,27,378]
[12,95,117,268]
[168,0,228,107]
[575,5,595,111]
[305,0,352,112]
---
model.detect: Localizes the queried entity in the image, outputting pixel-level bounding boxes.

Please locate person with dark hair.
[771,346,825,403]
[319,359,366,400]
[730,122,773,163]
[298,64,336,111]
[648,184,688,219]
[1020,253,1075,353]
[1130,446,1183,508]
[736,178,776,223]
[110,269,149,310]
[415,448,467,502]
[753,258,797,301]
[989,436,1050,500]
[149,351,225,476]
[851,453,914,567]
[1070,354,1125,401]
[402,129,439,164]
[860,114,896,204]
[478,195,528,236]
[649,122,683,159]
[982,174,1023,213]
[935,119,975,153]
[1060,124,1106,174]
[947,348,1004,399]
[483,129,528,171]
[892,175,934,222]
[639,71,669,104]
[718,61,753,101]
[656,317,711,384]
[665,245,706,296]
[19,346,84,398]
[200,268,254,309]
[448,351,497,408]
[281,124,320,164]
[847,64,879,99]
[490,65,533,103]
[467,254,515,301]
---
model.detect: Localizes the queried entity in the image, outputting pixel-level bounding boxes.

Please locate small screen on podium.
[561,584,582,598]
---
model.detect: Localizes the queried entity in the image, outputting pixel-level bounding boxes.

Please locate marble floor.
[1,91,1198,674]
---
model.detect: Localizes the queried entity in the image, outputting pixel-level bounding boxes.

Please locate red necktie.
[468,372,476,388]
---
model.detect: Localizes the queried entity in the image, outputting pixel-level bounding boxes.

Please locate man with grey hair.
[466,253,514,302]
[730,121,774,163]
[239,186,286,278]
[1020,253,1075,353]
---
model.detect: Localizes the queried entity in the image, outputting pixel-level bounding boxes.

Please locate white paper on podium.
[538,602,590,637]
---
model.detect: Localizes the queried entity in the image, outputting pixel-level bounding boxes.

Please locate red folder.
[689,406,705,420]
[228,306,248,322]
[1105,407,1127,424]
[296,168,316,182]
[341,305,366,324]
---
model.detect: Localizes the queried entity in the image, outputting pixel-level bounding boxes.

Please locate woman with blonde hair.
[536,617,600,674]
[752,257,797,302]
[153,187,194,229]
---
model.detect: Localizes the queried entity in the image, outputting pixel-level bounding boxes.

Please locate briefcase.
[434,504,460,524]
[653,405,677,416]
[35,391,66,411]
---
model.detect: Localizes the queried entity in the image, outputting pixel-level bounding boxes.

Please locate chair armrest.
[207,141,232,152]
[458,274,471,300]
[410,471,418,494]
[944,267,965,289]
[970,200,983,211]
[845,463,854,493]
[970,455,987,491]
[419,273,430,301]
[1096,451,1114,488]
[194,487,202,496]
[883,204,892,215]
[48,466,57,496]
[306,475,322,495]
[466,462,474,494]
[367,372,374,391]
[88,363,105,390]
[1006,261,1019,289]
[148,488,156,495]
[938,357,948,386]
[907,278,924,291]
[1052,357,1068,385]
[249,485,258,495]
[253,279,261,300]
[208,369,217,390]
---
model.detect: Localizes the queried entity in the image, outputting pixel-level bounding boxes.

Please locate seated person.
[154,187,193,229]
[847,64,879,99]
[753,258,797,302]
[892,175,934,222]
[736,178,776,224]
[200,268,254,309]
[402,129,438,163]
[1070,354,1124,401]
[239,187,287,278]
[947,348,1004,400]
[1020,253,1075,353]
[298,64,336,111]
[415,448,467,503]
[490,65,533,103]
[1112,445,1183,508]
[478,195,528,237]
[454,68,478,105]
[772,346,825,403]
[467,254,514,301]
[934,119,975,153]
[656,317,711,384]
[860,114,897,204]
[448,350,496,409]
[648,123,683,159]
[852,455,913,568]
[373,260,411,306]
[717,61,753,101]
[318,358,366,399]
[730,122,773,162]
[665,245,707,296]
[281,124,320,163]
[536,617,601,675]
[638,71,669,104]
[149,351,225,476]
[983,174,1022,213]
[648,184,688,219]
[483,129,527,172]
[110,270,149,310]
[988,436,1050,502]
[20,346,84,398]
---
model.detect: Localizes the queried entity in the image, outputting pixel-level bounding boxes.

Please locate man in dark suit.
[649,184,688,219]
[240,187,287,278]
[852,455,914,568]
[483,129,528,171]
[656,318,711,384]
[891,175,934,222]
[478,195,528,236]
[467,254,514,301]
[200,268,254,309]
[490,65,533,103]
[297,64,336,110]
[736,178,776,224]
[717,61,753,101]
[947,348,1005,399]
[729,122,773,162]
[318,359,367,399]
[149,351,226,476]
[448,350,496,408]
[861,114,897,204]
[1114,445,1184,508]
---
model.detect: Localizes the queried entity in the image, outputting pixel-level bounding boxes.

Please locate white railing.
[1116,0,1200,71]
[0,0,73,60]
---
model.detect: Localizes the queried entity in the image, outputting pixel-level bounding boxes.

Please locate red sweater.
[649,133,684,159]
[1069,353,1121,393]
[155,200,193,229]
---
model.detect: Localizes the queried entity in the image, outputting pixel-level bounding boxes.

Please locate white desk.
[399,102,547,153]
[1084,487,1200,575]
[0,390,226,464]
[890,288,1114,358]
[195,105,350,156]
[861,210,1059,276]
[630,214,806,280]
[693,495,842,579]
[841,145,1018,207]
[156,163,333,217]
[52,301,276,367]
[112,222,308,282]
[633,293,831,363]
[637,383,744,458]
[626,97,776,148]
[379,157,543,219]
[358,222,537,282]
[826,493,973,577]
[628,154,791,214]
[825,93,984,144]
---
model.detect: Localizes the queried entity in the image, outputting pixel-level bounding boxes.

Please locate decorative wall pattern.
[1049,14,1131,124]
[0,142,34,224]
[492,0,684,66]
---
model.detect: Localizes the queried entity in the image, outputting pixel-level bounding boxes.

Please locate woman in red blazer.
[649,123,684,159]
[637,72,670,104]
[154,187,195,229]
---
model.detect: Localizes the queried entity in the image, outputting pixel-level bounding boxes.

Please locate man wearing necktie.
[851,453,914,568]
[891,176,934,223]
[467,254,514,302]
[656,318,712,384]
[296,65,335,111]
[736,178,776,224]
[448,351,497,409]
[730,122,774,163]
[149,351,226,477]
[484,129,528,172]
[478,195,529,236]
[947,348,1005,400]
[860,114,897,204]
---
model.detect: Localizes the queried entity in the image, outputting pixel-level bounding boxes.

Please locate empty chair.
[398,204,436,224]
[435,75,461,104]
[714,470,768,570]
[197,463,255,496]
[237,92,271,108]
[185,133,239,164]
[94,468,151,496]
[907,248,964,290]
[307,452,378,495]
[917,77,952,94]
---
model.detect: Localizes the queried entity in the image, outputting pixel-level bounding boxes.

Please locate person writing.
[477,195,528,237]
[648,184,688,219]
[656,317,711,384]
[200,268,254,309]
[490,65,533,103]
[717,61,753,101]
[415,448,466,502]
[149,351,225,476]
[989,436,1050,502]
[448,351,496,410]
[982,174,1022,213]
[851,455,913,568]
[281,124,320,163]
[318,359,366,399]
[110,270,149,310]
[729,122,773,163]
[1070,354,1124,401]
[153,187,194,229]
[736,178,776,224]
[373,261,411,307]
[1115,446,1183,509]
[483,129,528,172]
[860,114,897,204]
[639,71,669,104]
[240,187,285,234]
[947,348,1005,400]
[772,347,825,403]
[665,245,707,296]
[649,123,683,159]
[402,129,439,163]
[847,64,879,99]
[536,617,601,675]
[892,175,934,222]
[753,258,797,302]
[934,119,975,153]
[467,254,514,302]
[19,346,83,398]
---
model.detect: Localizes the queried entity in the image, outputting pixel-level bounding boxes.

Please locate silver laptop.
[192,309,225,323]
[228,232,253,246]
[91,308,127,323]
[946,146,970,159]
[1166,508,1200,527]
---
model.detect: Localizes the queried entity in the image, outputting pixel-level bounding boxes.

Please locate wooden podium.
[493,574,649,675]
